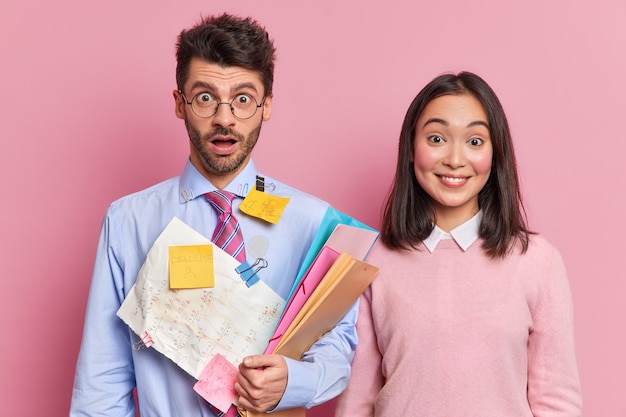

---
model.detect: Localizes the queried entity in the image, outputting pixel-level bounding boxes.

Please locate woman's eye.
[468,137,484,146]
[428,135,444,143]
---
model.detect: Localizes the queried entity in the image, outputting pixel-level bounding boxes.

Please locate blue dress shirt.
[70,159,358,416]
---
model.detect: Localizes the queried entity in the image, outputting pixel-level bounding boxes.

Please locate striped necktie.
[205,190,246,263]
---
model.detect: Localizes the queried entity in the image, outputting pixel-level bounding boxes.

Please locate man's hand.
[234,354,288,413]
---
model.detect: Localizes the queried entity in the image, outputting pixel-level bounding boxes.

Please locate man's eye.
[235,94,251,105]
[197,93,213,103]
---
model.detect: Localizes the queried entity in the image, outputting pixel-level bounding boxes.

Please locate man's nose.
[212,102,236,126]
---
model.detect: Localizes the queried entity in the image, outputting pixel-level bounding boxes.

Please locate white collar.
[423,211,482,253]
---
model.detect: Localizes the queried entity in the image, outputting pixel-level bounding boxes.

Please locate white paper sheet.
[117,217,285,378]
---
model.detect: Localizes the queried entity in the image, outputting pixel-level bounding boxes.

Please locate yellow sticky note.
[239,187,290,224]
[168,244,215,289]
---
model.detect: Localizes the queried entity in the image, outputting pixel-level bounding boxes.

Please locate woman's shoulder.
[508,234,567,280]
[523,233,562,259]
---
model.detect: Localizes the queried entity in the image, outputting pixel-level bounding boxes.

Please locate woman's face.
[413,93,493,231]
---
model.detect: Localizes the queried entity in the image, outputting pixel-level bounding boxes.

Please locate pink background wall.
[1,1,625,415]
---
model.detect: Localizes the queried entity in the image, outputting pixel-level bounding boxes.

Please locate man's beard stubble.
[185,118,262,175]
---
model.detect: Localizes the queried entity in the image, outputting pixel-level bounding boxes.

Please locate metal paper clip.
[181,189,194,202]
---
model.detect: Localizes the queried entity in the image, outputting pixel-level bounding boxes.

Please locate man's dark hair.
[175,13,276,96]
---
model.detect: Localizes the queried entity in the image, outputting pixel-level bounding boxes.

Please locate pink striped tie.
[205,190,246,263]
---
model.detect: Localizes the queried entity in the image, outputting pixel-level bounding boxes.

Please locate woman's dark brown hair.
[381,71,531,258]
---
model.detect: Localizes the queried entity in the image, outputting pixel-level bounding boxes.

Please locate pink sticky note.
[193,354,238,413]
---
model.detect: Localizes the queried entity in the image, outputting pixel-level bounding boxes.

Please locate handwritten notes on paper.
[117,217,285,380]
[239,187,289,224]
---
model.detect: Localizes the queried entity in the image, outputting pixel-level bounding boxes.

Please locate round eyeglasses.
[179,91,265,120]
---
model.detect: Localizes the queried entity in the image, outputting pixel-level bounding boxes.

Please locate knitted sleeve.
[335,289,383,417]
[526,241,583,416]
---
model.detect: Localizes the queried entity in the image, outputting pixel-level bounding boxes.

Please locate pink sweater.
[336,236,582,417]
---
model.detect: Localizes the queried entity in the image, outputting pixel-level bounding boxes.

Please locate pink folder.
[324,223,379,261]
[263,245,341,354]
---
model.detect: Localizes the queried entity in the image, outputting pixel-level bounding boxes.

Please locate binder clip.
[255,175,265,192]
[133,331,154,350]
[255,174,276,192]
[235,258,267,287]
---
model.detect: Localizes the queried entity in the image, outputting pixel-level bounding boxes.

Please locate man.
[70,13,357,416]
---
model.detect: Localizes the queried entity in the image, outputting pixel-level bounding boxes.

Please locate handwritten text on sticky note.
[168,244,215,289]
[193,353,238,412]
[239,187,289,224]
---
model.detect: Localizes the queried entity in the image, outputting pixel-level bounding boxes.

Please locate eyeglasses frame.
[178,90,266,120]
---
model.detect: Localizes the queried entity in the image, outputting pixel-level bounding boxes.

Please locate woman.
[336,72,582,416]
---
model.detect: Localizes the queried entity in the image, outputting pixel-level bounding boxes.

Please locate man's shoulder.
[256,176,331,227]
[108,176,180,213]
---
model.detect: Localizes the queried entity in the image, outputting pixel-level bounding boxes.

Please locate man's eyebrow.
[231,82,259,94]
[189,81,215,91]
[188,81,260,95]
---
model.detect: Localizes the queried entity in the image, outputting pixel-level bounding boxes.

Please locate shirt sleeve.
[335,290,382,417]
[70,211,137,417]
[271,300,359,410]
[527,245,583,416]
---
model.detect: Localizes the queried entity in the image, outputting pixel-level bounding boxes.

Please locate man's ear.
[262,94,273,121]
[173,90,186,120]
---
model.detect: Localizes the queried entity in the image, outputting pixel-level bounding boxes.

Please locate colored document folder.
[244,213,380,417]
[264,222,379,356]
[286,207,379,302]
[244,253,379,417]
[264,245,341,355]
[273,253,380,360]
[324,223,379,261]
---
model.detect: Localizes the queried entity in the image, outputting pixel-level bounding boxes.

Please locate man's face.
[174,58,272,188]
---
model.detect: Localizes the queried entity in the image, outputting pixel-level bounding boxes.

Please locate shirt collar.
[178,158,259,203]
[423,210,482,253]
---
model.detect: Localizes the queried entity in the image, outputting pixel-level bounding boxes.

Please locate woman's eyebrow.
[467,120,489,129]
[422,118,489,129]
[422,117,448,128]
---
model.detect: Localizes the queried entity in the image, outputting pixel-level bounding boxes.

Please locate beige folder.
[241,253,379,417]
[274,253,379,359]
